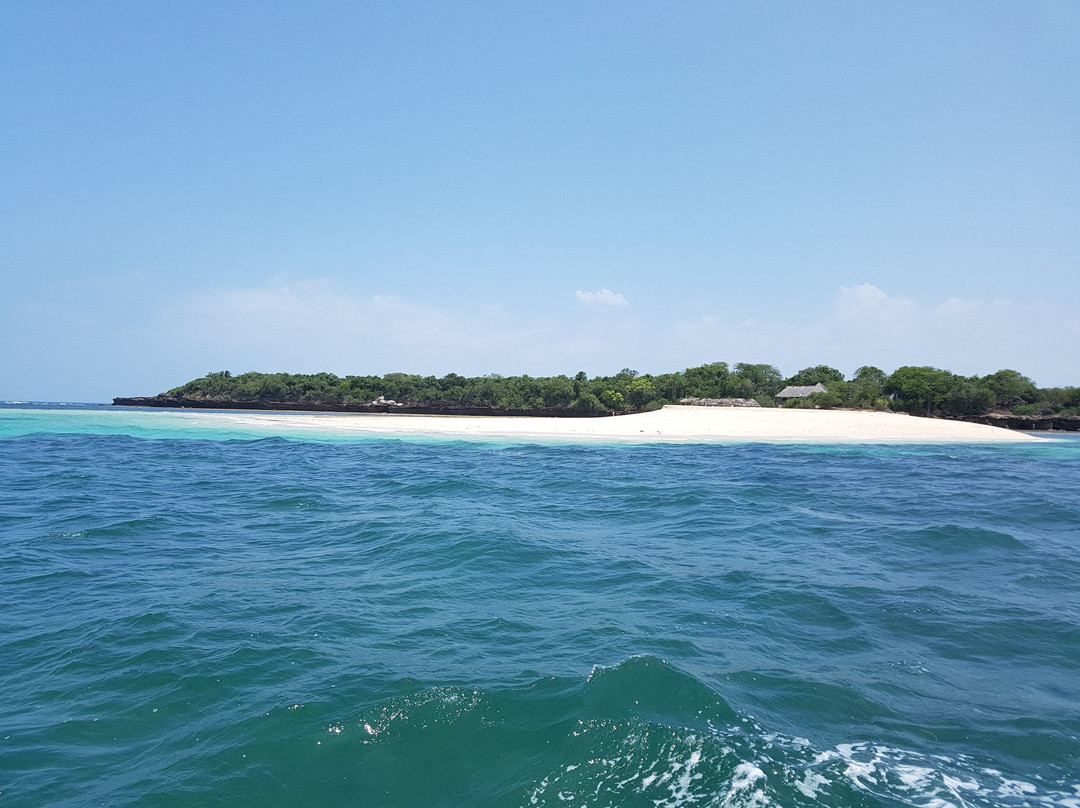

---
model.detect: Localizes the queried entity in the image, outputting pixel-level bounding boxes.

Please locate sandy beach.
[199,404,1042,444]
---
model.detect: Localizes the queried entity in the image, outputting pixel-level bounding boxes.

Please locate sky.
[2,1,1078,402]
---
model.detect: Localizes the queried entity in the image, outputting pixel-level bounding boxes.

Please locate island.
[113,363,1080,433]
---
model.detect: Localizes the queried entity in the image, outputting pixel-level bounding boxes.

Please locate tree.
[942,379,995,416]
[542,376,575,408]
[572,392,605,412]
[980,370,1038,407]
[654,372,686,402]
[783,390,843,409]
[884,366,957,415]
[683,362,730,398]
[155,361,1054,417]
[853,366,887,386]
[784,365,845,387]
[625,377,658,409]
[599,389,626,410]
[733,363,783,397]
[845,367,887,409]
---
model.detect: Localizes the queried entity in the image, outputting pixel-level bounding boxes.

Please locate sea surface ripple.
[1,408,1079,807]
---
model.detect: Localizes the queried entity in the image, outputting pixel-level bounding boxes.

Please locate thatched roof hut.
[775,383,828,403]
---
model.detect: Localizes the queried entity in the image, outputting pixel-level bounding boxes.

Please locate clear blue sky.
[2,1,1078,401]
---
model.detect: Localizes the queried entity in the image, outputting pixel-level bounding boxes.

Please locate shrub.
[599,389,626,410]
[783,391,842,408]
[572,393,606,413]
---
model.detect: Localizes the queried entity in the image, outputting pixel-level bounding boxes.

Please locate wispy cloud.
[172,277,518,372]
[161,277,1075,387]
[666,284,1075,385]
[576,289,629,308]
[820,284,1075,383]
[834,284,917,324]
[169,277,641,376]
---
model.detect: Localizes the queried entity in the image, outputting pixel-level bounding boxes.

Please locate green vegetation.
[882,367,1035,416]
[165,363,786,412]
[161,364,1079,418]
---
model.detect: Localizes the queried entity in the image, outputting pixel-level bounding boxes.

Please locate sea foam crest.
[332,659,1078,808]
[524,725,770,808]
[726,728,1080,808]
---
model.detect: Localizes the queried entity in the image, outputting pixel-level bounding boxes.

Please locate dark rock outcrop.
[951,413,1080,432]
[112,396,619,418]
[678,397,760,407]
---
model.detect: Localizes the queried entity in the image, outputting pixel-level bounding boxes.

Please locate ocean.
[2,404,1078,807]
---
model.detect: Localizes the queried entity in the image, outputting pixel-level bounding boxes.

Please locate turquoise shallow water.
[2,406,1079,807]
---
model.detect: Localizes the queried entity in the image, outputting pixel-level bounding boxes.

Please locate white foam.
[792,738,1078,808]
[795,770,828,798]
[658,748,705,808]
[896,764,935,790]
[997,778,1038,796]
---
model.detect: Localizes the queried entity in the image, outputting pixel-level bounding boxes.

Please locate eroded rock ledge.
[678,397,760,407]
[111,396,619,418]
[952,413,1080,432]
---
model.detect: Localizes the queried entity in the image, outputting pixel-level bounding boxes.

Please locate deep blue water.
[2,406,1079,807]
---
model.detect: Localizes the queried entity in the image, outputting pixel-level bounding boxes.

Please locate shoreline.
[150,404,1044,444]
[111,397,1080,433]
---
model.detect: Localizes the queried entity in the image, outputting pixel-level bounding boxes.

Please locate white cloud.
[576,288,629,307]
[834,283,916,324]
[933,297,982,316]
[371,294,404,311]
[168,277,642,377]
[819,285,1078,384]
[171,277,511,371]
[666,284,1076,385]
[830,283,982,335]
[154,277,1076,388]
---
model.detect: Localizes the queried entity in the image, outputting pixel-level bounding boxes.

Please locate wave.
[210,657,1077,808]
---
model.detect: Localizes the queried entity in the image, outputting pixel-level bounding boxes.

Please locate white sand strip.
[199,405,1042,444]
